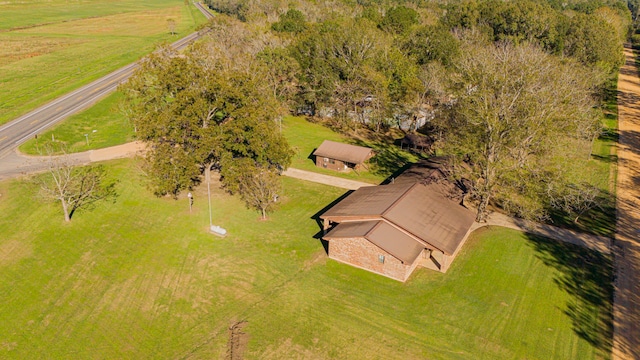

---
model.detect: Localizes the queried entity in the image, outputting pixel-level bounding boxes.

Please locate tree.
[403,25,460,66]
[222,159,281,219]
[167,18,177,35]
[564,12,625,73]
[121,46,292,198]
[438,42,601,222]
[549,182,604,224]
[256,48,301,106]
[271,9,308,33]
[37,153,117,222]
[289,18,385,115]
[379,5,419,34]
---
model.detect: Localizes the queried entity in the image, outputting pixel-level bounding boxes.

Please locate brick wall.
[316,156,348,171]
[328,237,418,282]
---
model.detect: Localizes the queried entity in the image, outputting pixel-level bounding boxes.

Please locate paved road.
[0,3,214,161]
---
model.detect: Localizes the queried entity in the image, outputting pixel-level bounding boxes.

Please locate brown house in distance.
[313,140,374,171]
[320,160,475,282]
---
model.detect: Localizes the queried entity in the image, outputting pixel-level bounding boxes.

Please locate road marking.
[76,95,83,100]
[0,136,6,143]
[30,120,38,125]
[56,106,63,111]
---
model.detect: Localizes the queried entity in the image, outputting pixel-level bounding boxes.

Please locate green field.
[19,91,135,154]
[0,159,612,359]
[282,115,423,184]
[20,113,418,184]
[0,0,208,125]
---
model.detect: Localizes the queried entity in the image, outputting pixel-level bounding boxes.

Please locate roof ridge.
[378,218,442,253]
[364,221,421,264]
[380,182,421,216]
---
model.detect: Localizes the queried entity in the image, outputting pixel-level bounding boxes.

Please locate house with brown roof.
[313,140,374,171]
[320,160,475,282]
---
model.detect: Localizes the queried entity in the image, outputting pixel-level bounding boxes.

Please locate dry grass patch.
[0,239,33,267]
[15,7,186,37]
[0,37,84,65]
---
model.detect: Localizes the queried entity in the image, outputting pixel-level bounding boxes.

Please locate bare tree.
[37,153,117,222]
[167,18,177,35]
[549,183,604,224]
[238,168,280,220]
[440,41,602,222]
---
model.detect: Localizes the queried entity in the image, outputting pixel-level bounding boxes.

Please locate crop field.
[0,0,207,125]
[0,159,612,359]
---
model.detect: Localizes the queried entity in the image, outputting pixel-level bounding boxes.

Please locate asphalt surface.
[0,3,214,162]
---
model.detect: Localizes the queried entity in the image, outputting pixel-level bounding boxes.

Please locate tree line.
[120,0,629,221]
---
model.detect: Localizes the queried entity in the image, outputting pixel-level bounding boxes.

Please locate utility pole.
[206,167,213,227]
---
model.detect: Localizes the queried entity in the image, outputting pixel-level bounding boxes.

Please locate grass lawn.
[282,115,421,184]
[19,92,135,154]
[547,76,618,237]
[0,159,612,359]
[21,114,420,185]
[0,0,208,125]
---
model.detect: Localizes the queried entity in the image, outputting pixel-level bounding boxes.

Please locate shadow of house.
[312,140,374,172]
[319,159,475,282]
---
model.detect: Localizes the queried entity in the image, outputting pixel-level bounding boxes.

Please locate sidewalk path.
[612,46,640,360]
[472,212,612,254]
[0,142,146,180]
[285,167,613,256]
[282,168,375,190]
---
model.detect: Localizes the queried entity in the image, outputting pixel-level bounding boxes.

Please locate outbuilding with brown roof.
[312,140,374,171]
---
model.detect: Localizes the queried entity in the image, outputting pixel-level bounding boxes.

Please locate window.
[378,255,385,264]
[323,157,329,162]
[329,159,335,164]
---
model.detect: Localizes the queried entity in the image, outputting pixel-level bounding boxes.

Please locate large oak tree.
[121,46,292,198]
[438,41,603,221]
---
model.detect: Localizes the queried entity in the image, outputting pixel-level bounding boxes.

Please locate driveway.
[612,46,640,360]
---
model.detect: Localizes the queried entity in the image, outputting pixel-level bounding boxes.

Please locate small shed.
[399,133,434,153]
[312,140,374,171]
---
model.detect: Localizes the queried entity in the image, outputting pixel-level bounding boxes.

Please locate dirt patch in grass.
[0,239,32,267]
[258,338,325,360]
[227,320,249,360]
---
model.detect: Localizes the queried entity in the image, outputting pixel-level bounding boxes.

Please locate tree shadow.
[524,234,614,355]
[351,139,426,179]
[547,188,615,238]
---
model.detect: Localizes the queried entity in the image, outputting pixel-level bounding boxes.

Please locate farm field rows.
[0,159,612,359]
[0,0,207,125]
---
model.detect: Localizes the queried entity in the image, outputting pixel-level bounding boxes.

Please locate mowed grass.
[283,115,420,184]
[0,159,612,359]
[0,0,208,125]
[19,92,135,154]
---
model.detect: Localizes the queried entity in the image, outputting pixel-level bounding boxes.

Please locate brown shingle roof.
[313,140,373,165]
[392,157,448,185]
[321,182,475,255]
[324,221,425,264]
[320,182,414,219]
[384,183,475,254]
